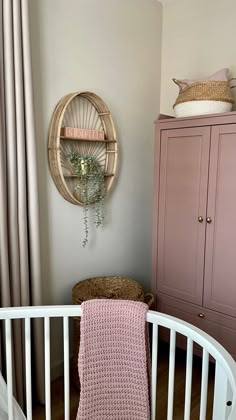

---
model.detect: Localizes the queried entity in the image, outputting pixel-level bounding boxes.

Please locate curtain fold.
[0,0,44,407]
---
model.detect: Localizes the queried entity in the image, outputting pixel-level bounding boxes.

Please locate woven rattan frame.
[48,92,117,205]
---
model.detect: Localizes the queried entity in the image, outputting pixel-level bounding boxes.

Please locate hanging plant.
[67,150,106,247]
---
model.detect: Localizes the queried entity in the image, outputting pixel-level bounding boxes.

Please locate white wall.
[160,0,236,115]
[29,0,162,373]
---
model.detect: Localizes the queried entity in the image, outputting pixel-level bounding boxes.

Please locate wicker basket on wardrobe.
[173,79,235,117]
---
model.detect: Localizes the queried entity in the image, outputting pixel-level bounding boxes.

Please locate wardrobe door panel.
[157,127,210,305]
[204,124,236,318]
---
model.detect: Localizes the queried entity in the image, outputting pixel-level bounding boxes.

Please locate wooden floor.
[32,379,79,419]
[32,342,215,419]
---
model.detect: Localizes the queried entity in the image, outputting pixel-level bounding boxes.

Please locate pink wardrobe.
[152,111,236,359]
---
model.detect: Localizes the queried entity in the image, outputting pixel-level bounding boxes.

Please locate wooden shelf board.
[63,173,115,178]
[60,136,116,143]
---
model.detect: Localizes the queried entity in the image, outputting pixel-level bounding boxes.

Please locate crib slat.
[44,317,51,420]
[184,338,193,420]
[63,316,70,420]
[151,324,158,420]
[5,319,14,420]
[200,348,209,420]
[167,330,176,420]
[225,382,233,420]
[25,318,32,419]
[212,361,228,420]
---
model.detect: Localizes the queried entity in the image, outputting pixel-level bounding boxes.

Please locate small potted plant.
[67,150,106,247]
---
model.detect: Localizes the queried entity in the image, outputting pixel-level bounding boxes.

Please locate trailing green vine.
[67,150,106,247]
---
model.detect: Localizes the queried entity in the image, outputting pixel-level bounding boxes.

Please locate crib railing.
[0,305,236,420]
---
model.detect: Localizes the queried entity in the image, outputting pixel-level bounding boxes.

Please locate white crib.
[0,305,236,420]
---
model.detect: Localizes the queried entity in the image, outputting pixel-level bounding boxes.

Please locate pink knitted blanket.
[76,299,150,420]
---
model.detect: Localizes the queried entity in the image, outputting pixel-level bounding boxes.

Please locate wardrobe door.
[157,127,210,305]
[204,124,236,318]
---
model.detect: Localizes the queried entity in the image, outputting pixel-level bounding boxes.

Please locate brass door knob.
[206,217,212,224]
[198,313,205,318]
[198,216,204,223]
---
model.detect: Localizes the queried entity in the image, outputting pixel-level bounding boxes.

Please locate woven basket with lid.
[71,276,154,390]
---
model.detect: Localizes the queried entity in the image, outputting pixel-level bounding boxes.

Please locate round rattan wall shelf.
[48,91,117,205]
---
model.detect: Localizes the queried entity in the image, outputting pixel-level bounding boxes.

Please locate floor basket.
[71,276,154,391]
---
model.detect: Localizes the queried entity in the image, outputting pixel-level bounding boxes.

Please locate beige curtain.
[0,0,44,407]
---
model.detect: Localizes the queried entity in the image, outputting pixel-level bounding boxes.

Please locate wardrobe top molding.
[155,111,236,130]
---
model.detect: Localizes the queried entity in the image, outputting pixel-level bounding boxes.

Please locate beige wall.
[29,0,162,374]
[160,0,236,115]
